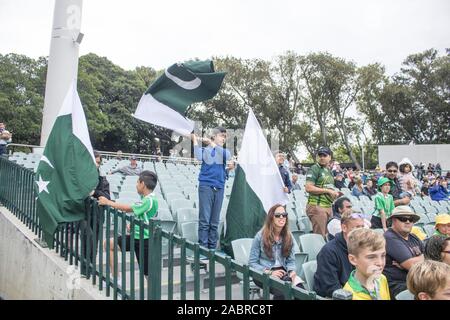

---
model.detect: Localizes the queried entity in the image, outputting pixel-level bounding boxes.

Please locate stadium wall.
[0,206,106,300]
[378,144,450,170]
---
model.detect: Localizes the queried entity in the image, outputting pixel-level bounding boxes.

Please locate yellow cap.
[435,214,450,226]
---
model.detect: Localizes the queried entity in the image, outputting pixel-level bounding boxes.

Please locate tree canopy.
[0,49,448,167]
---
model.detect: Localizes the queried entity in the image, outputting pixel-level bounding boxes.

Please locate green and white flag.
[36,82,98,248]
[222,108,289,254]
[133,60,226,135]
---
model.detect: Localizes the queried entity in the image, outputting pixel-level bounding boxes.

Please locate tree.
[0,53,47,145]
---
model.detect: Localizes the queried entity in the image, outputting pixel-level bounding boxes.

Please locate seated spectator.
[0,122,12,156]
[406,260,450,300]
[344,228,390,300]
[334,173,346,190]
[429,177,449,201]
[351,178,365,198]
[420,180,429,197]
[327,197,352,240]
[398,158,419,198]
[115,150,123,160]
[371,177,395,231]
[109,155,142,176]
[291,174,301,191]
[363,179,377,200]
[314,211,365,298]
[383,206,424,298]
[424,235,450,265]
[249,204,304,300]
[434,214,450,237]
[385,161,410,206]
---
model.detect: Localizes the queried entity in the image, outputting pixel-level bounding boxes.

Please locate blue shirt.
[194,145,231,189]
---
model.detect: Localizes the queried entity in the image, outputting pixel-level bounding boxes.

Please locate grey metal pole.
[40,0,83,146]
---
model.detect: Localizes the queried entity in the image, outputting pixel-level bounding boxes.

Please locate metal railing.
[0,157,317,300]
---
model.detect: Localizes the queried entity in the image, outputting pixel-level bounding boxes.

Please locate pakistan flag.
[36,82,98,248]
[133,60,226,135]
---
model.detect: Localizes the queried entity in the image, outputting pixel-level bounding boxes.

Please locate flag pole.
[40,0,83,147]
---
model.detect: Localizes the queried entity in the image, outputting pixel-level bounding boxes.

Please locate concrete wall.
[0,206,107,300]
[378,144,450,170]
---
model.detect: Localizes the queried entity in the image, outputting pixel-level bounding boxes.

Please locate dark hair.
[138,170,158,191]
[334,196,351,213]
[93,150,101,159]
[424,236,450,262]
[399,163,412,173]
[261,204,293,259]
[386,161,398,170]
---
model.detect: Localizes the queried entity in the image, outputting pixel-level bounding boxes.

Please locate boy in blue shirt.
[191,127,231,250]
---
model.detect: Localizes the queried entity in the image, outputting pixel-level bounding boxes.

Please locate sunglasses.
[350,213,364,219]
[395,216,415,223]
[274,213,288,218]
[387,170,398,173]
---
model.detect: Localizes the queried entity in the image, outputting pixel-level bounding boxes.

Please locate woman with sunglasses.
[249,204,304,299]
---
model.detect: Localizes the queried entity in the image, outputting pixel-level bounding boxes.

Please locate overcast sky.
[1,0,449,76]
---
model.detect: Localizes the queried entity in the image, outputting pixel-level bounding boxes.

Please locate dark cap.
[317,146,332,157]
[130,155,137,160]
[211,126,227,136]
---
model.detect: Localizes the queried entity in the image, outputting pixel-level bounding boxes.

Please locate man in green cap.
[305,146,340,237]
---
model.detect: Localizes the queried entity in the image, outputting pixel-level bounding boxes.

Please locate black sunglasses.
[395,216,415,223]
[274,213,288,218]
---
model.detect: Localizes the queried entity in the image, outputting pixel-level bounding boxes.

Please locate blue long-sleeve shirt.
[429,184,449,201]
[194,145,231,189]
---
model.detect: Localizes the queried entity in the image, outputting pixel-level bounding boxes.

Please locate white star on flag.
[36,175,50,194]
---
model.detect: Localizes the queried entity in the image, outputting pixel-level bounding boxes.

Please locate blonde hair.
[407,260,450,300]
[347,228,385,256]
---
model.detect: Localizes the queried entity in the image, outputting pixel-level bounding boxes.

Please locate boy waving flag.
[133,60,226,135]
[36,82,98,248]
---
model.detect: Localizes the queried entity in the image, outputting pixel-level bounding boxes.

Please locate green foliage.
[0,49,447,161]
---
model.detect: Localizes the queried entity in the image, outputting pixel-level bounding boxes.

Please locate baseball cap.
[317,146,332,156]
[130,155,137,160]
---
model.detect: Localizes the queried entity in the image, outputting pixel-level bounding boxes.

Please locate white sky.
[1,0,449,75]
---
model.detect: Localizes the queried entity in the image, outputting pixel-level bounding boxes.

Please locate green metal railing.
[0,157,317,300]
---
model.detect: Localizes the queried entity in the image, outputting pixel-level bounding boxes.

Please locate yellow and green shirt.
[306,163,334,208]
[131,193,158,239]
[343,270,391,300]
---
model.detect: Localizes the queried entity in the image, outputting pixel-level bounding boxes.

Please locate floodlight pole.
[40,0,83,146]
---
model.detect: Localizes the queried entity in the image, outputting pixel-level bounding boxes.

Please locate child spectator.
[398,158,419,198]
[343,228,390,300]
[407,260,450,300]
[99,170,158,280]
[434,214,450,237]
[371,177,395,231]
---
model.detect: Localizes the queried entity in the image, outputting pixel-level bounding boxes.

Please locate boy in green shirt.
[99,170,159,279]
[371,177,395,231]
[344,228,391,300]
